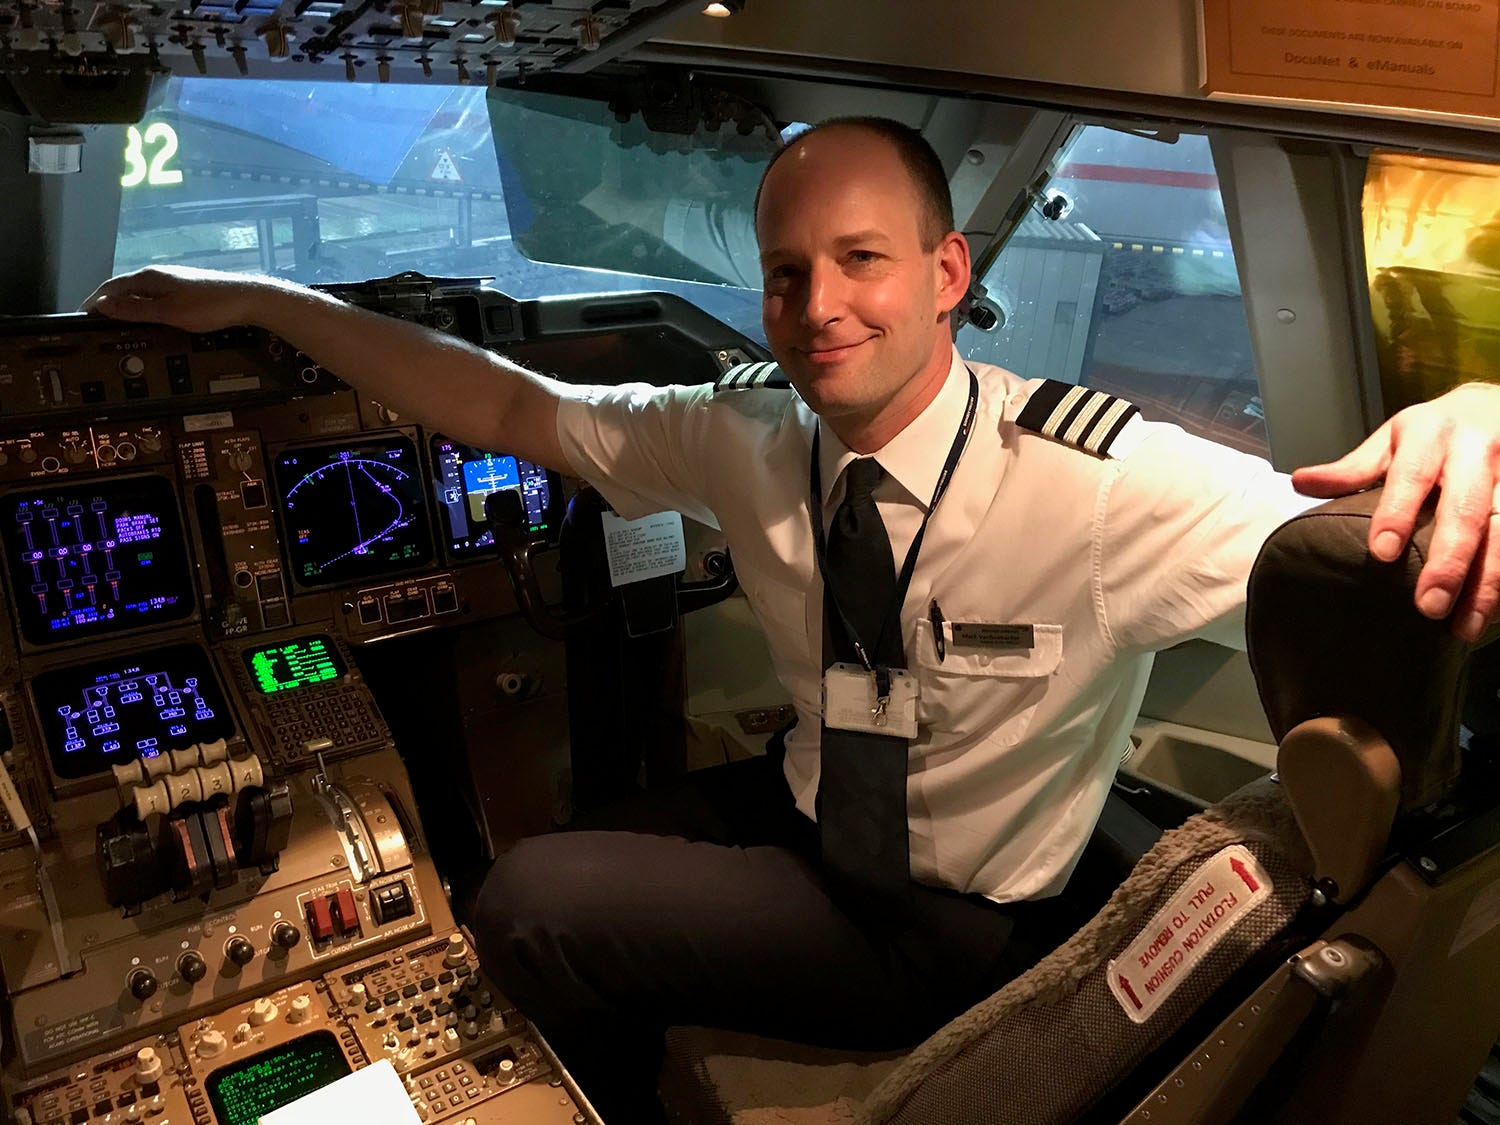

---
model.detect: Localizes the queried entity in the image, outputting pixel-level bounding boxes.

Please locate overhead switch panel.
[0,0,691,91]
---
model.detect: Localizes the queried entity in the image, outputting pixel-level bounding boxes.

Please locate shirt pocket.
[912,620,1063,743]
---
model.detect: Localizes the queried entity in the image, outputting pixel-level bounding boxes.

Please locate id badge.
[823,662,919,739]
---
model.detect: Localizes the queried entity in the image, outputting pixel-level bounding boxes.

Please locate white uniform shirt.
[556,349,1316,902]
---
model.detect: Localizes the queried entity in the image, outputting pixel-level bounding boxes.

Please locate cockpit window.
[1361,150,1500,416]
[958,126,1269,457]
[112,78,767,343]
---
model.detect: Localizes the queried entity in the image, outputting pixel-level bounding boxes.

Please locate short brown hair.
[754,117,955,251]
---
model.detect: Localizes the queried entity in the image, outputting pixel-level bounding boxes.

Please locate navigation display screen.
[273,435,434,588]
[242,635,346,694]
[206,1030,352,1125]
[31,642,234,780]
[0,475,194,646]
[429,434,562,559]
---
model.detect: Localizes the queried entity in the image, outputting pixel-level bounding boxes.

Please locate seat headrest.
[1247,488,1471,812]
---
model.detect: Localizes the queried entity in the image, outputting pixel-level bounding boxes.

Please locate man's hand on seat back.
[1293,381,1500,643]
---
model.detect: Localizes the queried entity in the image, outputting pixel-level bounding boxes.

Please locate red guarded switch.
[305,895,335,942]
[333,887,361,936]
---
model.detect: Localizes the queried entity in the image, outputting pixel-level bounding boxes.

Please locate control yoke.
[486,489,579,640]
[486,486,738,641]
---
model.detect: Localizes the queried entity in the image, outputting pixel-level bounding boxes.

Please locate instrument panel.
[0,275,764,1124]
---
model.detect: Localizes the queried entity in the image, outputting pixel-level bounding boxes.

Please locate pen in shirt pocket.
[929,598,945,663]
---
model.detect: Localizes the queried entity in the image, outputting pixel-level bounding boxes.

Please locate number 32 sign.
[121,122,183,188]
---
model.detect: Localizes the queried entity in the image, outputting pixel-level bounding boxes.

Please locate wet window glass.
[112,78,767,344]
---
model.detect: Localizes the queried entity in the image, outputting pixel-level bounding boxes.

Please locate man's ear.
[934,230,972,318]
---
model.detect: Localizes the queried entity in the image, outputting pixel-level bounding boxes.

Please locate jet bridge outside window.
[959,126,1269,458]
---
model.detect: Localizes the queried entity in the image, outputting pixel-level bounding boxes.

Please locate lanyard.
[809,369,979,695]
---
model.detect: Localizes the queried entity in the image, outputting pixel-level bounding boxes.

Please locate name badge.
[951,623,1035,650]
[823,662,919,739]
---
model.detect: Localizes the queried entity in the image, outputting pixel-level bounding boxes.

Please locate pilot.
[84,118,1500,1124]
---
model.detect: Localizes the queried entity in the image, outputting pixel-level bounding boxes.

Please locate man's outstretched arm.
[1294,381,1500,642]
[82,266,581,475]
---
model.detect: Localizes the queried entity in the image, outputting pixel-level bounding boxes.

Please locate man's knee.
[470,836,567,991]
[469,832,633,1003]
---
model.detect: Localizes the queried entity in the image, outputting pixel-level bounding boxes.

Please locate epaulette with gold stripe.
[1015,380,1140,457]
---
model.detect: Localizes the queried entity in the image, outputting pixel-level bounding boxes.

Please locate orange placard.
[1201,0,1500,118]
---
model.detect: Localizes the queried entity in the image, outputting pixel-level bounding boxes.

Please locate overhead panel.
[0,0,693,89]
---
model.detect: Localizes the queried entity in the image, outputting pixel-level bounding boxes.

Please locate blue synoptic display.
[31,643,235,780]
[0,475,194,646]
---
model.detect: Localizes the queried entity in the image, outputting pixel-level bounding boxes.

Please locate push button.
[241,480,267,509]
[431,583,458,614]
[372,881,414,923]
[166,355,192,394]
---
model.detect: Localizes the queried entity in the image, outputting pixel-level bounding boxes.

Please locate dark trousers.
[470,752,1088,1123]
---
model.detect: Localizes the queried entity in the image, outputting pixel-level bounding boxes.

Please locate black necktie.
[819,457,911,897]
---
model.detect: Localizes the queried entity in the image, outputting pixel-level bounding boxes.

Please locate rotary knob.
[224,936,255,968]
[271,920,302,950]
[177,950,208,983]
[248,997,278,1025]
[196,1029,228,1059]
[119,354,146,378]
[127,967,158,1001]
[289,994,312,1023]
[443,932,468,968]
[135,1046,164,1084]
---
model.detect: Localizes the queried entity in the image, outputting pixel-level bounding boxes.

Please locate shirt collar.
[818,347,969,510]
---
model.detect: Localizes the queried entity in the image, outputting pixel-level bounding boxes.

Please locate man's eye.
[847,250,878,265]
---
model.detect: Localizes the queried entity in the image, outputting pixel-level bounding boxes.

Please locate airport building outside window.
[958,126,1269,458]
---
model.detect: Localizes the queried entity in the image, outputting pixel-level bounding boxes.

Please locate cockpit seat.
[659,488,1500,1124]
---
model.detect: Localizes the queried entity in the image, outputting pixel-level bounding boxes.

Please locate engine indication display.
[31,642,234,779]
[243,634,347,694]
[273,435,433,588]
[430,434,561,559]
[0,475,194,646]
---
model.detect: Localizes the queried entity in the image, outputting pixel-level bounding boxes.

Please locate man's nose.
[801,261,845,327]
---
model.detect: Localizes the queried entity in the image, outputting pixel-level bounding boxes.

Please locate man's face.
[756,128,967,437]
